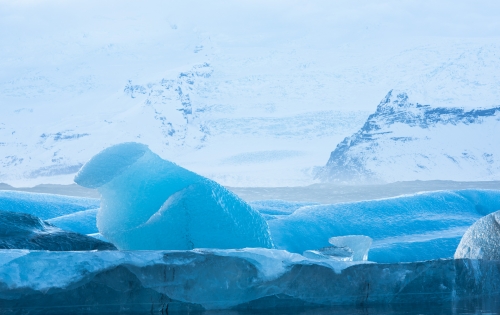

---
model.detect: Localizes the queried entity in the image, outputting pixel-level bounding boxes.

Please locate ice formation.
[1,248,499,313]
[265,189,500,262]
[74,142,272,250]
[0,211,115,251]
[0,190,99,219]
[329,235,372,261]
[47,209,99,235]
[302,246,354,261]
[454,210,500,260]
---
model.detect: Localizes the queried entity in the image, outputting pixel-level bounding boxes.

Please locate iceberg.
[1,248,499,313]
[265,190,500,262]
[0,210,116,251]
[74,142,273,250]
[0,190,99,219]
[455,210,500,260]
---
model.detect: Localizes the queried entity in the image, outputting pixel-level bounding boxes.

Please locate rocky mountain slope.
[317,91,500,183]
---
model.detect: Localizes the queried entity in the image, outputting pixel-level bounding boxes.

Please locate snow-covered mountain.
[1,1,500,187]
[316,91,500,183]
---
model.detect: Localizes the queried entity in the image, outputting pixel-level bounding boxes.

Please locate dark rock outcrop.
[0,210,116,251]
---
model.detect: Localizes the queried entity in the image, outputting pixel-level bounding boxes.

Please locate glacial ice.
[329,235,372,261]
[47,209,99,235]
[455,210,500,260]
[265,189,500,262]
[0,190,99,219]
[302,246,354,261]
[0,211,115,251]
[74,142,273,250]
[1,248,499,313]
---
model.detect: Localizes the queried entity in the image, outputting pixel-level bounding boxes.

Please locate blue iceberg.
[264,190,500,262]
[74,142,273,250]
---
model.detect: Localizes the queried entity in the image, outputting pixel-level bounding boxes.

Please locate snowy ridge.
[316,90,500,183]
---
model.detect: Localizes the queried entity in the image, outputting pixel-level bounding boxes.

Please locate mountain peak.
[376,90,414,113]
[317,93,500,184]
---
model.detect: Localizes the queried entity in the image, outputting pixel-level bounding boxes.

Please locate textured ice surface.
[0,190,99,219]
[265,189,500,262]
[329,235,372,261]
[455,210,500,260]
[303,246,354,261]
[0,249,499,313]
[47,209,98,235]
[74,142,272,250]
[0,211,115,251]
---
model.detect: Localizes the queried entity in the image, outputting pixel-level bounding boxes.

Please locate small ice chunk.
[328,235,372,261]
[455,210,500,260]
[74,142,273,250]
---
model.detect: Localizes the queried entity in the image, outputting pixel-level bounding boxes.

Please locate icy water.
[17,301,500,315]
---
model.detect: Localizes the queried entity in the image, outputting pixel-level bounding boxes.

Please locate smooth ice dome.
[455,210,500,260]
[74,142,273,250]
[329,235,372,261]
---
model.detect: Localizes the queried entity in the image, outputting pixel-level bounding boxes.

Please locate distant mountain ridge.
[316,90,500,183]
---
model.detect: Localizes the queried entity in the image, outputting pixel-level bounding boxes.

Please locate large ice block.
[74,142,272,250]
[455,210,500,260]
[266,189,500,262]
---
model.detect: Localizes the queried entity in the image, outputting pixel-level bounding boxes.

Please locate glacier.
[455,210,500,260]
[316,90,500,183]
[74,142,273,250]
[1,249,500,313]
